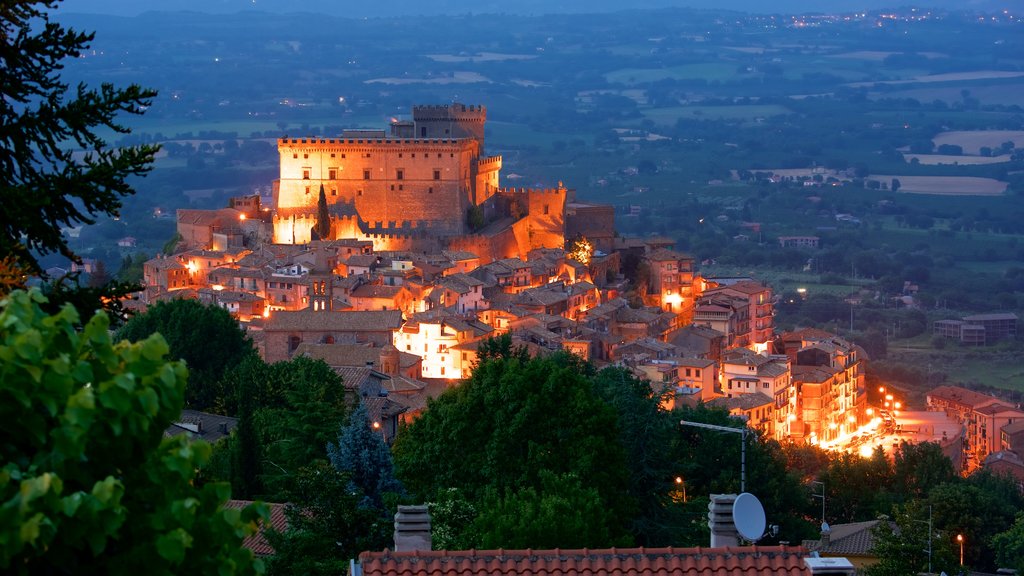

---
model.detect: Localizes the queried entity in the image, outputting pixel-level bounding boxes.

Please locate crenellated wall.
[274,136,489,243]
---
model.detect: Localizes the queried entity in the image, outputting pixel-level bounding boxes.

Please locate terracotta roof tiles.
[357,546,812,576]
[223,500,288,557]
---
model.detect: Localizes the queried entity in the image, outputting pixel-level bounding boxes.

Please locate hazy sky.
[59,0,1001,17]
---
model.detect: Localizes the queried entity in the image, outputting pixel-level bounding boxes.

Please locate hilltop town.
[141,103,873,450]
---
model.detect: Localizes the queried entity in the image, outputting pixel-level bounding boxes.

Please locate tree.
[0,289,265,575]
[591,366,682,546]
[392,352,633,548]
[891,441,956,502]
[264,462,378,576]
[0,2,158,275]
[869,502,956,576]
[994,514,1024,573]
[311,184,330,241]
[328,401,404,512]
[116,299,256,411]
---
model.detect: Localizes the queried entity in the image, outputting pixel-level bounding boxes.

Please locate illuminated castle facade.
[272,104,568,260]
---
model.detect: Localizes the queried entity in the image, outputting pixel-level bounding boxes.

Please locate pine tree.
[0,2,159,274]
[328,401,404,511]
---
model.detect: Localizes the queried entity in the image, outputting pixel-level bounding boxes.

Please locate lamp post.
[957,533,964,567]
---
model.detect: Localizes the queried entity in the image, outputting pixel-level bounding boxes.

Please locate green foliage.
[393,352,633,548]
[0,1,159,273]
[38,272,142,328]
[473,471,621,549]
[265,462,378,576]
[591,366,683,546]
[994,514,1024,573]
[816,448,893,524]
[0,289,264,575]
[200,354,349,504]
[466,204,485,232]
[868,503,956,576]
[891,441,957,501]
[474,333,529,364]
[116,298,256,411]
[675,404,815,544]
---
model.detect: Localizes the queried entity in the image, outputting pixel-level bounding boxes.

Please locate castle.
[270,104,586,261]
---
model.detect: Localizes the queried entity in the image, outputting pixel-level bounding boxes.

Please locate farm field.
[875,175,1008,196]
[903,154,1010,166]
[931,130,1024,155]
[605,62,739,85]
[640,104,792,124]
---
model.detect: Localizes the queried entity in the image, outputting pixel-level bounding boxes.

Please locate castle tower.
[412,103,486,148]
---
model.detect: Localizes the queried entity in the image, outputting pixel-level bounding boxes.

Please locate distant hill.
[59,0,1008,17]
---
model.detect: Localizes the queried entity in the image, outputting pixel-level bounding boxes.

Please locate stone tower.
[379,343,400,376]
[412,103,486,147]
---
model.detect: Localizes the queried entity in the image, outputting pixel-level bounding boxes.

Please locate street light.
[957,533,964,566]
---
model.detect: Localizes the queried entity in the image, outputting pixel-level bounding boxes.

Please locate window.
[428,187,433,194]
[695,369,701,377]
[363,170,370,180]
[302,169,310,179]
[357,189,363,196]
[303,153,308,159]
[396,169,404,180]
[292,153,298,159]
[330,153,336,158]
[329,168,337,179]
[543,204,549,215]
[433,170,441,180]
[763,382,770,389]
[331,189,337,196]
[685,368,692,377]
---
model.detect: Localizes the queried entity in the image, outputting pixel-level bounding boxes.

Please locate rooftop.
[356,546,814,576]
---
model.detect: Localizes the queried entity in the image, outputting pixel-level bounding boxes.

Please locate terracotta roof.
[669,357,717,368]
[927,385,1004,410]
[710,392,774,411]
[706,280,769,296]
[223,500,288,556]
[791,364,839,383]
[265,309,403,332]
[356,546,813,576]
[647,247,690,262]
[351,284,406,299]
[295,342,420,370]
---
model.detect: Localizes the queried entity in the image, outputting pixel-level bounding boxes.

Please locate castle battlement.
[477,155,503,168]
[412,103,486,119]
[278,138,469,146]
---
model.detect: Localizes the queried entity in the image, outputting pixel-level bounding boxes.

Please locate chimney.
[820,523,831,547]
[707,494,738,547]
[393,505,431,552]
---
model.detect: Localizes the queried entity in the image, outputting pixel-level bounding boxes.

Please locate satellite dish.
[733,492,767,541]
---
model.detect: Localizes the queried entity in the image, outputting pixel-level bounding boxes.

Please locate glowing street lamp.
[956,533,964,566]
